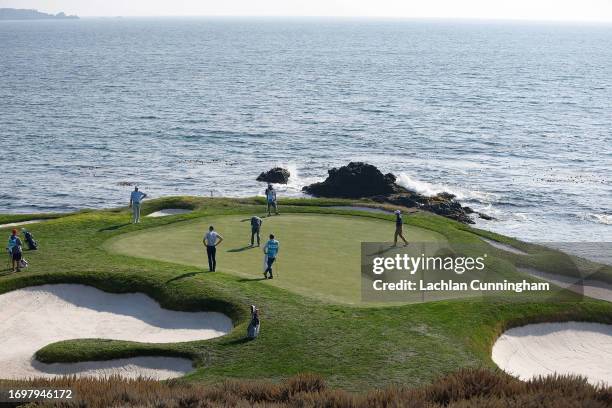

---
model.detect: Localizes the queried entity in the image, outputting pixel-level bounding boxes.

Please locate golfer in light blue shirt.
[263,234,280,279]
[129,186,147,224]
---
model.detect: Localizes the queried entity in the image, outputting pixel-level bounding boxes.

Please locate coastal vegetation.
[2,369,610,407]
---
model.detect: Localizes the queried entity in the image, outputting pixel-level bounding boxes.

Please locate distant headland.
[0,8,78,20]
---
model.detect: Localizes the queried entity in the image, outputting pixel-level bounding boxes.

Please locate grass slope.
[0,196,610,391]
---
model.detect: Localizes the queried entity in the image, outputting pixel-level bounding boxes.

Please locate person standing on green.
[129,186,147,224]
[263,234,279,279]
[250,216,263,247]
[265,184,278,216]
[204,226,223,272]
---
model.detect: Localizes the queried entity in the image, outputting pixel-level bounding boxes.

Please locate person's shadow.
[165,271,206,284]
[237,277,267,282]
[227,245,255,253]
[0,268,14,276]
[365,244,398,257]
[98,223,131,232]
[224,337,254,345]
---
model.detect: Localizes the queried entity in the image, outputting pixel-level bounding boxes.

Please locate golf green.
[105,213,444,304]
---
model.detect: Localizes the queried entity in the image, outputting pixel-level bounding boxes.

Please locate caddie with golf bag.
[6,229,25,273]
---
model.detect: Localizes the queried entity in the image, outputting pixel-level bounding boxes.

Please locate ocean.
[1,18,610,243]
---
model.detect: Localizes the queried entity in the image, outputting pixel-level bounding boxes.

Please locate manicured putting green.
[106,214,444,304]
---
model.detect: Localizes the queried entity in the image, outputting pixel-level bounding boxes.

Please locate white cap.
[394,210,401,215]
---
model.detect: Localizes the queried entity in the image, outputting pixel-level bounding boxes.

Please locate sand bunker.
[147,209,192,217]
[519,268,612,302]
[481,237,528,256]
[0,284,232,380]
[0,219,46,229]
[492,322,612,386]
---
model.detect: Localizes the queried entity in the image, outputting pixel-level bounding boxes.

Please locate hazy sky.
[1,0,612,21]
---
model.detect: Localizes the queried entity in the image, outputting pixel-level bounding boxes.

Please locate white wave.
[586,213,612,225]
[395,173,497,203]
[261,162,321,197]
[512,212,532,222]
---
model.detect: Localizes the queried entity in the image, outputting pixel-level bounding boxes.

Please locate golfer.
[129,186,148,224]
[263,234,279,279]
[393,210,409,247]
[203,226,223,272]
[250,216,263,247]
[265,184,278,216]
[7,229,23,273]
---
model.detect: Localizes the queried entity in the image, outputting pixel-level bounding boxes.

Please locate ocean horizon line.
[10,15,612,25]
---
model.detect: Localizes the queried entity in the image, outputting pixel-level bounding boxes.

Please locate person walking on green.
[265,184,278,216]
[393,210,409,247]
[250,216,263,247]
[263,234,279,279]
[129,186,147,224]
[203,225,223,272]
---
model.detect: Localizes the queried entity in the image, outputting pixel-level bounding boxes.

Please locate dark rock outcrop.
[302,162,396,198]
[478,212,494,221]
[256,167,290,184]
[303,162,486,224]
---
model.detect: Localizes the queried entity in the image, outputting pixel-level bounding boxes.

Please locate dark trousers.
[265,256,276,277]
[251,228,260,246]
[206,245,217,271]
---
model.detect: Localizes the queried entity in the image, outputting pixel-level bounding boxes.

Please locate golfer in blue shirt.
[129,186,147,224]
[263,234,280,279]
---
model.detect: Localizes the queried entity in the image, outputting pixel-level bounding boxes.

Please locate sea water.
[1,18,610,242]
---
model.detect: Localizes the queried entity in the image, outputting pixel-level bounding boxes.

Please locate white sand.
[146,209,192,217]
[481,237,528,256]
[519,267,612,302]
[0,219,46,229]
[492,322,612,386]
[0,284,232,380]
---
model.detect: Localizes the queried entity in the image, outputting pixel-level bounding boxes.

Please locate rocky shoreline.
[302,162,492,224]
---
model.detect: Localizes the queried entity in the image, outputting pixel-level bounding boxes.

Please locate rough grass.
[0,212,66,226]
[463,225,612,284]
[3,369,610,407]
[0,197,611,391]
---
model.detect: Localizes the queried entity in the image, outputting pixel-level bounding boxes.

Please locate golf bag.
[24,231,38,250]
[19,258,28,269]
[247,305,260,339]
